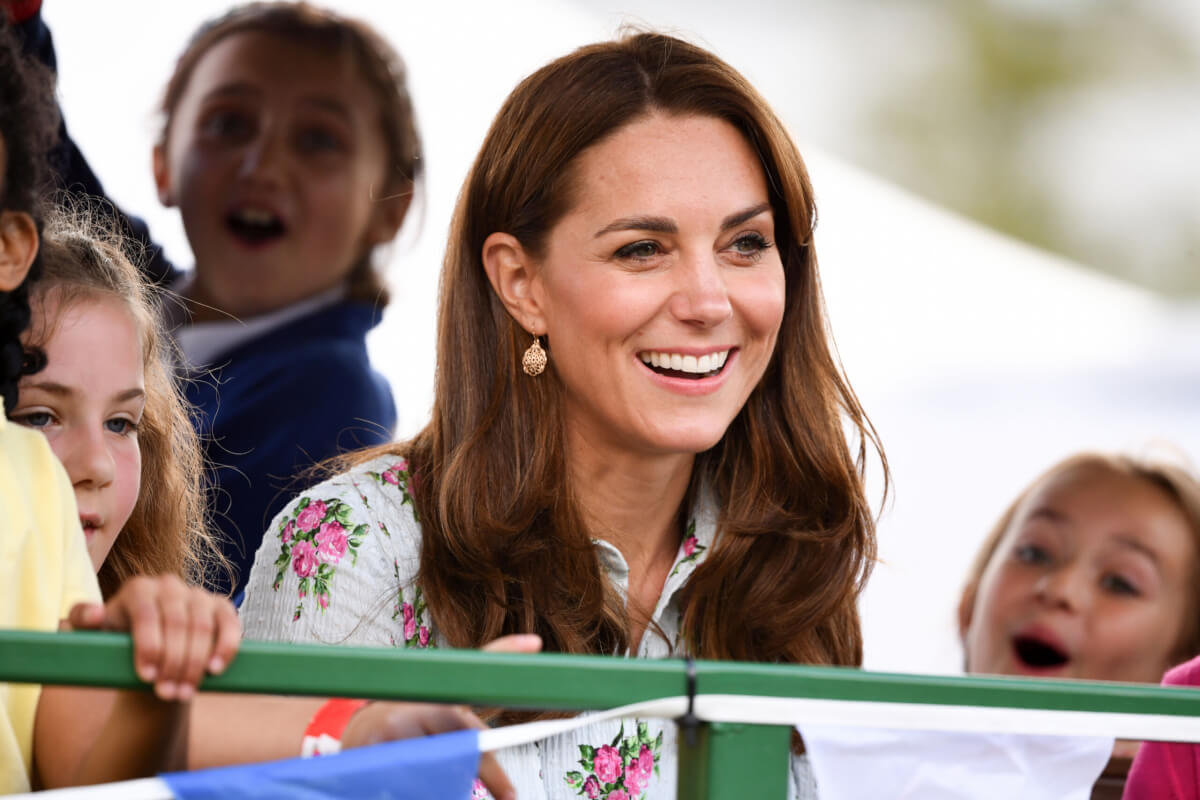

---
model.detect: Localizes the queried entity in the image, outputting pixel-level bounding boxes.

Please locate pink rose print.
[418,626,430,647]
[593,744,622,784]
[402,603,416,641]
[683,536,697,556]
[281,520,294,544]
[318,591,330,609]
[470,778,489,799]
[291,540,318,578]
[624,744,654,795]
[583,775,601,798]
[608,791,629,800]
[296,499,327,532]
[382,469,399,485]
[315,520,349,563]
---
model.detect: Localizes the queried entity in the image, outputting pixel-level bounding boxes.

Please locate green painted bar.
[0,631,685,709]
[6,630,1200,719]
[678,722,792,799]
[696,660,1200,717]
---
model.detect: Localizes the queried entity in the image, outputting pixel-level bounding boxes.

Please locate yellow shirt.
[0,400,101,794]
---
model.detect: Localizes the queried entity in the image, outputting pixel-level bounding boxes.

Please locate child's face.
[963,462,1196,684]
[13,293,145,571]
[154,31,404,319]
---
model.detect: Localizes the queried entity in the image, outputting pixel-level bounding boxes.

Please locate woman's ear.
[481,232,547,335]
[0,210,38,292]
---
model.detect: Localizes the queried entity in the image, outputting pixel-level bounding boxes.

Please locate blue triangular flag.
[161,729,480,799]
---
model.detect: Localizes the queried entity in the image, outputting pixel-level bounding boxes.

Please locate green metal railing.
[5,630,1200,798]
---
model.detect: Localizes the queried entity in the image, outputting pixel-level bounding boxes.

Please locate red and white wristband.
[300,698,369,757]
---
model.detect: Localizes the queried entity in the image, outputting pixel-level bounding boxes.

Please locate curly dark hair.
[0,16,58,411]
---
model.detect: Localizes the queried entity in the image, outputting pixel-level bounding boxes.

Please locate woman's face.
[530,112,786,458]
[13,292,145,570]
[963,462,1197,684]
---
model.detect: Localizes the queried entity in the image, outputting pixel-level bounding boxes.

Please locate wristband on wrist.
[300,698,369,757]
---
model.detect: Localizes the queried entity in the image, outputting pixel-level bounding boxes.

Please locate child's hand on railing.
[341,634,542,800]
[66,574,242,702]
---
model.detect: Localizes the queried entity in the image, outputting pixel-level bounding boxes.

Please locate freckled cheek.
[733,276,786,349]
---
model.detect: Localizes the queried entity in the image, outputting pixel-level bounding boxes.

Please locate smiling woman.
[240,30,886,799]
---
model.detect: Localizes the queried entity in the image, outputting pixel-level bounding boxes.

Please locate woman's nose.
[670,253,733,327]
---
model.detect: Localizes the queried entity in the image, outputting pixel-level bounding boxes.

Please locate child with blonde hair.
[958,452,1200,685]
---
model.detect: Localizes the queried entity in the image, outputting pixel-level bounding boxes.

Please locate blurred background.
[44,0,1200,675]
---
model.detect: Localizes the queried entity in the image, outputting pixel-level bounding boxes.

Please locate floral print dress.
[240,455,819,800]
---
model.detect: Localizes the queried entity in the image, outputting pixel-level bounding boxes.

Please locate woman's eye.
[296,126,344,153]
[730,232,772,256]
[1100,573,1140,597]
[615,240,661,260]
[105,417,138,436]
[201,110,253,141]
[13,411,53,429]
[1014,544,1051,566]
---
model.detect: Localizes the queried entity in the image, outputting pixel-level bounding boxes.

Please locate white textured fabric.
[240,454,819,800]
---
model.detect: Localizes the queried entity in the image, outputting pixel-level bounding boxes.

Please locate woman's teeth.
[640,350,729,377]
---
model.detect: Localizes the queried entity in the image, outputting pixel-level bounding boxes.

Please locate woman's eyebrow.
[720,202,772,231]
[592,203,772,239]
[594,216,677,237]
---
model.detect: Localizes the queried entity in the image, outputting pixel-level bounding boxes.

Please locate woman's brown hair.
[157,1,421,307]
[958,452,1200,669]
[23,209,228,597]
[357,32,883,678]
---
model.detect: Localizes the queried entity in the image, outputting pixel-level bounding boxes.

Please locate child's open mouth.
[227,207,286,245]
[1012,634,1070,670]
[639,349,730,380]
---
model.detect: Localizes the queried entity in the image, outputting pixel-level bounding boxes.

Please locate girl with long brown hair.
[242,31,885,799]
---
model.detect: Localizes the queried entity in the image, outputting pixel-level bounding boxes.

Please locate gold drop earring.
[522,335,547,376]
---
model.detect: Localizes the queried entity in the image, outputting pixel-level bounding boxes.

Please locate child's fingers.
[151,578,192,700]
[65,601,107,631]
[207,598,242,674]
[175,587,220,700]
[118,577,166,684]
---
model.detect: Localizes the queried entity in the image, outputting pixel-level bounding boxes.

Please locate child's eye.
[12,410,55,429]
[1014,544,1052,566]
[105,417,139,436]
[201,110,254,141]
[296,126,344,154]
[1100,573,1141,597]
[727,232,773,260]
[614,240,662,261]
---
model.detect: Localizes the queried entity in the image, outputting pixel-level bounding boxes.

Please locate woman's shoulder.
[239,454,426,644]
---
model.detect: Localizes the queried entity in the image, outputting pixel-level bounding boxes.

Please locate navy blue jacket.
[189,303,396,597]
